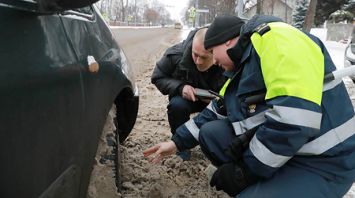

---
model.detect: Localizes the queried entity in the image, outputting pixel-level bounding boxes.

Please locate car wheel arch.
[114,86,139,143]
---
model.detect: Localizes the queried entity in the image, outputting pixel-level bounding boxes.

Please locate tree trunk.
[134,0,137,25]
[256,0,262,14]
[120,0,125,22]
[303,0,317,32]
[270,0,276,15]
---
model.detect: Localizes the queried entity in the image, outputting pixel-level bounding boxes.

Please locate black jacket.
[151,29,226,96]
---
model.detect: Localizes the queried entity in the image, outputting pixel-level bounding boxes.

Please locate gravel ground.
[118,31,228,198]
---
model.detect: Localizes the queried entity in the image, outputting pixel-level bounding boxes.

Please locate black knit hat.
[204,15,245,49]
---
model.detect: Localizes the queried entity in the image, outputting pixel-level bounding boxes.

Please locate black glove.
[225,128,258,162]
[210,162,259,197]
[225,136,244,162]
[215,98,226,115]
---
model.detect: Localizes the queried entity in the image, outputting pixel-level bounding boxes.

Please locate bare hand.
[182,85,197,101]
[143,140,177,164]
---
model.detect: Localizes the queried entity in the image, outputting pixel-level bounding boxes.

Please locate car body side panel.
[60,8,139,140]
[0,8,86,198]
[59,7,138,197]
[0,4,139,198]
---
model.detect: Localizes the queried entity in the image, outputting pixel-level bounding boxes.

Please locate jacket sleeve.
[151,53,185,96]
[172,100,226,151]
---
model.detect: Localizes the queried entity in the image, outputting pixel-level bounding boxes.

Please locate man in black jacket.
[151,28,226,159]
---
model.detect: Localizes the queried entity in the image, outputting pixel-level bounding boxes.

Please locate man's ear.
[226,37,239,47]
[225,40,232,47]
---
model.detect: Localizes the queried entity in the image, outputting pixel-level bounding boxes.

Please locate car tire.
[87,106,122,197]
[115,89,139,143]
[114,115,123,191]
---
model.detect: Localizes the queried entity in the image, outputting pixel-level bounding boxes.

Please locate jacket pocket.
[239,90,267,118]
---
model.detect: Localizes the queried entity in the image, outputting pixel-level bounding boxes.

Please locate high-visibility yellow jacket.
[172,15,355,182]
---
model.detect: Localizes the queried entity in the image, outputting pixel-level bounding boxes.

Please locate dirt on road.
[116,28,228,198]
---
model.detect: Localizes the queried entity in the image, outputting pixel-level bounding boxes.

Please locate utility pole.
[285,0,287,23]
[256,0,262,14]
[195,0,199,27]
[134,0,137,26]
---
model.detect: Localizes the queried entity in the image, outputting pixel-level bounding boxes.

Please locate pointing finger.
[143,145,159,157]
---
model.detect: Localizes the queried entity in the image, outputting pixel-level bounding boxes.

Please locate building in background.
[243,0,303,24]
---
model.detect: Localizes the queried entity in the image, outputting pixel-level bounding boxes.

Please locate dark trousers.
[167,95,207,134]
[199,119,235,166]
[198,119,353,198]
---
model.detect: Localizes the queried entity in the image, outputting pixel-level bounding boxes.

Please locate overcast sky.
[158,0,189,21]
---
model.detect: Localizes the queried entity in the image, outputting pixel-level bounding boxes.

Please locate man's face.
[192,40,213,72]
[210,43,234,71]
[209,38,239,71]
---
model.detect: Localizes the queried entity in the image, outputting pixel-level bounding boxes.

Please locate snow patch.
[324,41,347,69]
[310,28,327,43]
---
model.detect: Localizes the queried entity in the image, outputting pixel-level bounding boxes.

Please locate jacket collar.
[240,15,283,35]
[226,15,283,71]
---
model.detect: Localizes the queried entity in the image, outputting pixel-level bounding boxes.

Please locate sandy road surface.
[112,27,181,75]
[112,27,228,197]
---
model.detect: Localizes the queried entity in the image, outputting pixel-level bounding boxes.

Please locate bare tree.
[144,8,159,25]
[269,0,277,15]
[134,0,137,24]
[119,0,129,22]
[96,0,171,26]
[219,0,236,14]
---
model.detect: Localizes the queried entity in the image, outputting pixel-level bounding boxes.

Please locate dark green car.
[0,0,139,197]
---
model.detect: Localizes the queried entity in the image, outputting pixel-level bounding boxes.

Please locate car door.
[0,1,86,198]
[59,6,124,197]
